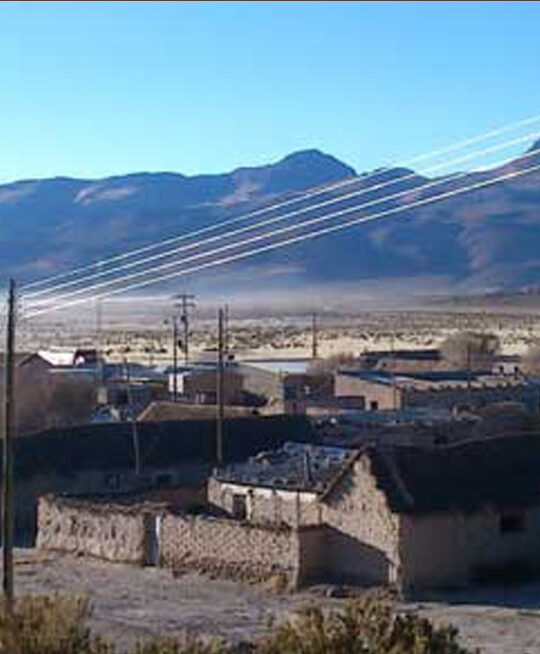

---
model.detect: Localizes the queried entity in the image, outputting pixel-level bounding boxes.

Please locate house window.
[232,494,247,520]
[500,512,526,534]
[370,400,379,411]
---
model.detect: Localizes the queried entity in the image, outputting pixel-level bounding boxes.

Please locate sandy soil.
[17,308,540,366]
[12,549,540,653]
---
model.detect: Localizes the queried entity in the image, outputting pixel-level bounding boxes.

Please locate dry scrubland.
[18,307,540,364]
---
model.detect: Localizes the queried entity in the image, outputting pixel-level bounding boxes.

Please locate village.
[4,309,540,610]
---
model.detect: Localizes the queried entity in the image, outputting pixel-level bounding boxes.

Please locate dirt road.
[13,550,540,653]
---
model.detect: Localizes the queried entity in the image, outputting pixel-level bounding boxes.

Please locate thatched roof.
[365,433,540,515]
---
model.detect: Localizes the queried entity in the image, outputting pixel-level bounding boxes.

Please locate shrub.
[0,596,477,654]
[134,635,227,654]
[255,598,477,654]
[0,595,110,654]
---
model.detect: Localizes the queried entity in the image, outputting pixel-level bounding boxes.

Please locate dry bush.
[0,596,475,654]
[440,332,500,370]
[0,595,110,654]
[134,636,226,654]
[256,599,476,654]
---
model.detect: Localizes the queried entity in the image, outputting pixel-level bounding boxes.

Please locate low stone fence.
[161,513,304,587]
[36,495,163,564]
[37,494,326,589]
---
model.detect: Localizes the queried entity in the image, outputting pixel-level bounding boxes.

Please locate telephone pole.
[172,316,179,402]
[216,308,224,465]
[224,303,230,355]
[311,312,318,360]
[175,293,196,366]
[123,356,141,476]
[3,279,16,606]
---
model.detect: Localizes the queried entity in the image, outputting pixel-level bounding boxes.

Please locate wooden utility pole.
[216,308,224,465]
[123,357,141,476]
[176,293,196,366]
[3,279,16,606]
[311,312,318,360]
[172,316,179,402]
[224,304,230,355]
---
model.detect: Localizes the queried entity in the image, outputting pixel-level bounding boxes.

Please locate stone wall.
[37,494,326,589]
[208,476,321,526]
[321,456,401,585]
[36,495,155,563]
[160,512,318,587]
[14,463,208,545]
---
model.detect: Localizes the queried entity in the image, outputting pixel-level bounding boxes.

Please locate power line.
[24,129,540,301]
[23,154,540,319]
[21,113,540,293]
[23,139,540,310]
[2,279,16,606]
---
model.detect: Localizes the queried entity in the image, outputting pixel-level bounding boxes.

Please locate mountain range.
[2,144,540,298]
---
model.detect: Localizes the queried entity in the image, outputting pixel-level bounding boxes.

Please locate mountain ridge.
[2,146,540,295]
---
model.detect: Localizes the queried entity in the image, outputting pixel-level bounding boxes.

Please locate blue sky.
[1,0,540,184]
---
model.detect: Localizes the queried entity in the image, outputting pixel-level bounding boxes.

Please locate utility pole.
[123,356,141,476]
[96,260,105,388]
[3,279,16,606]
[466,341,472,404]
[224,304,230,356]
[311,312,318,360]
[176,293,196,366]
[172,316,179,402]
[216,308,224,465]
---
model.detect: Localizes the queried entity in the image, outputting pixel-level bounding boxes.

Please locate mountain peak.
[278,149,356,175]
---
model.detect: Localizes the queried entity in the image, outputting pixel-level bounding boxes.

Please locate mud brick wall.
[160,513,323,588]
[208,476,321,527]
[36,495,150,564]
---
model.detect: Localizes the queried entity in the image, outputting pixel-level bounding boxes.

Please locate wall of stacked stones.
[160,512,303,586]
[36,495,148,564]
[37,495,326,588]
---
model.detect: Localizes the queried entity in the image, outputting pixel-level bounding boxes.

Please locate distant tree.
[440,331,500,370]
[522,344,540,376]
[13,376,94,436]
[307,352,357,376]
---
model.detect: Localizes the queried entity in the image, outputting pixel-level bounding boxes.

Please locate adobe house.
[208,442,353,526]
[357,348,450,374]
[210,434,540,591]
[5,414,313,544]
[335,369,539,413]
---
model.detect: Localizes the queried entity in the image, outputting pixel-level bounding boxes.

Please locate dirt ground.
[11,549,540,653]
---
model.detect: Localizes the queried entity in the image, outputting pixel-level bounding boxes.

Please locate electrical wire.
[24,153,540,318]
[24,129,540,300]
[21,113,540,292]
